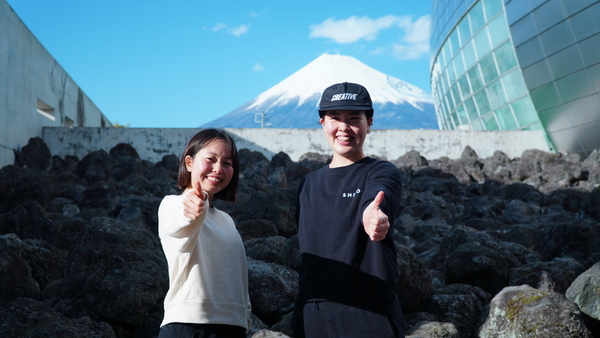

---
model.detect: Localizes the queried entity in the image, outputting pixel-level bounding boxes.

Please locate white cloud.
[230,24,250,37]
[310,14,431,60]
[253,63,264,72]
[369,46,387,55]
[310,15,399,44]
[212,23,227,32]
[392,15,430,61]
[249,7,269,18]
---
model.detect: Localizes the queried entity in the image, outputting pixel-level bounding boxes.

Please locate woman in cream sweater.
[158,129,251,338]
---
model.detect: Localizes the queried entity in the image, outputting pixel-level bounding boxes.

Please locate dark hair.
[177,129,239,202]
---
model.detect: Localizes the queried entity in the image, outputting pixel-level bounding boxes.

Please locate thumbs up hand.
[182,181,207,220]
[362,191,389,241]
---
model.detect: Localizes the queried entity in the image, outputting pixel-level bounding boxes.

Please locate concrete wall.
[43,127,551,163]
[1,0,111,168]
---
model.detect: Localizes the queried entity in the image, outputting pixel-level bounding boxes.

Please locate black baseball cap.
[318,82,374,118]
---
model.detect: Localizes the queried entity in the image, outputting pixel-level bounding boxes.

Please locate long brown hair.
[177,129,239,202]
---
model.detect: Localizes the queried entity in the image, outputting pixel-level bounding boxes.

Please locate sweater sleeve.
[360,161,403,222]
[158,192,209,239]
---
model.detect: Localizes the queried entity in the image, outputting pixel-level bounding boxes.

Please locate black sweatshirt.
[296,157,403,303]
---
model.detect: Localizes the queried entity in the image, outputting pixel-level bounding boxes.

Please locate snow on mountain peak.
[247,53,433,111]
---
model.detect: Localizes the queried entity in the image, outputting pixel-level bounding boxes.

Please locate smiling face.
[185,139,234,201]
[320,110,373,167]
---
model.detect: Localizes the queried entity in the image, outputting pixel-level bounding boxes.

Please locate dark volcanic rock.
[508,257,586,294]
[247,258,298,325]
[61,217,168,328]
[0,234,41,303]
[2,137,600,337]
[423,284,491,337]
[443,242,510,295]
[0,201,59,244]
[238,190,296,238]
[109,143,144,181]
[74,150,112,185]
[14,137,52,172]
[395,244,433,313]
[0,298,115,338]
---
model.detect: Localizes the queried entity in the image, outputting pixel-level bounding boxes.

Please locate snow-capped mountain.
[202,53,438,129]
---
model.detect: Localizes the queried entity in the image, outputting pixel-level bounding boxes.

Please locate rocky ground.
[0,136,599,338]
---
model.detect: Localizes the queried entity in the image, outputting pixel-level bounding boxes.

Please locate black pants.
[158,323,246,338]
[291,300,405,338]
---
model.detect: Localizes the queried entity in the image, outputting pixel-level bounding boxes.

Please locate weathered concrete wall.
[0,0,111,168]
[43,127,551,163]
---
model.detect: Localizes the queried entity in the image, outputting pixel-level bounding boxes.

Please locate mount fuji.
[202,53,438,129]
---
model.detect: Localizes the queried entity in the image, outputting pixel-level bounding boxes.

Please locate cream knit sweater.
[158,192,251,329]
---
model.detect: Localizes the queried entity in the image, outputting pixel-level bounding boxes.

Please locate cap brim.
[318,105,373,113]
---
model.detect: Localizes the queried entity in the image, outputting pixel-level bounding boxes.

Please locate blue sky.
[7,0,432,128]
